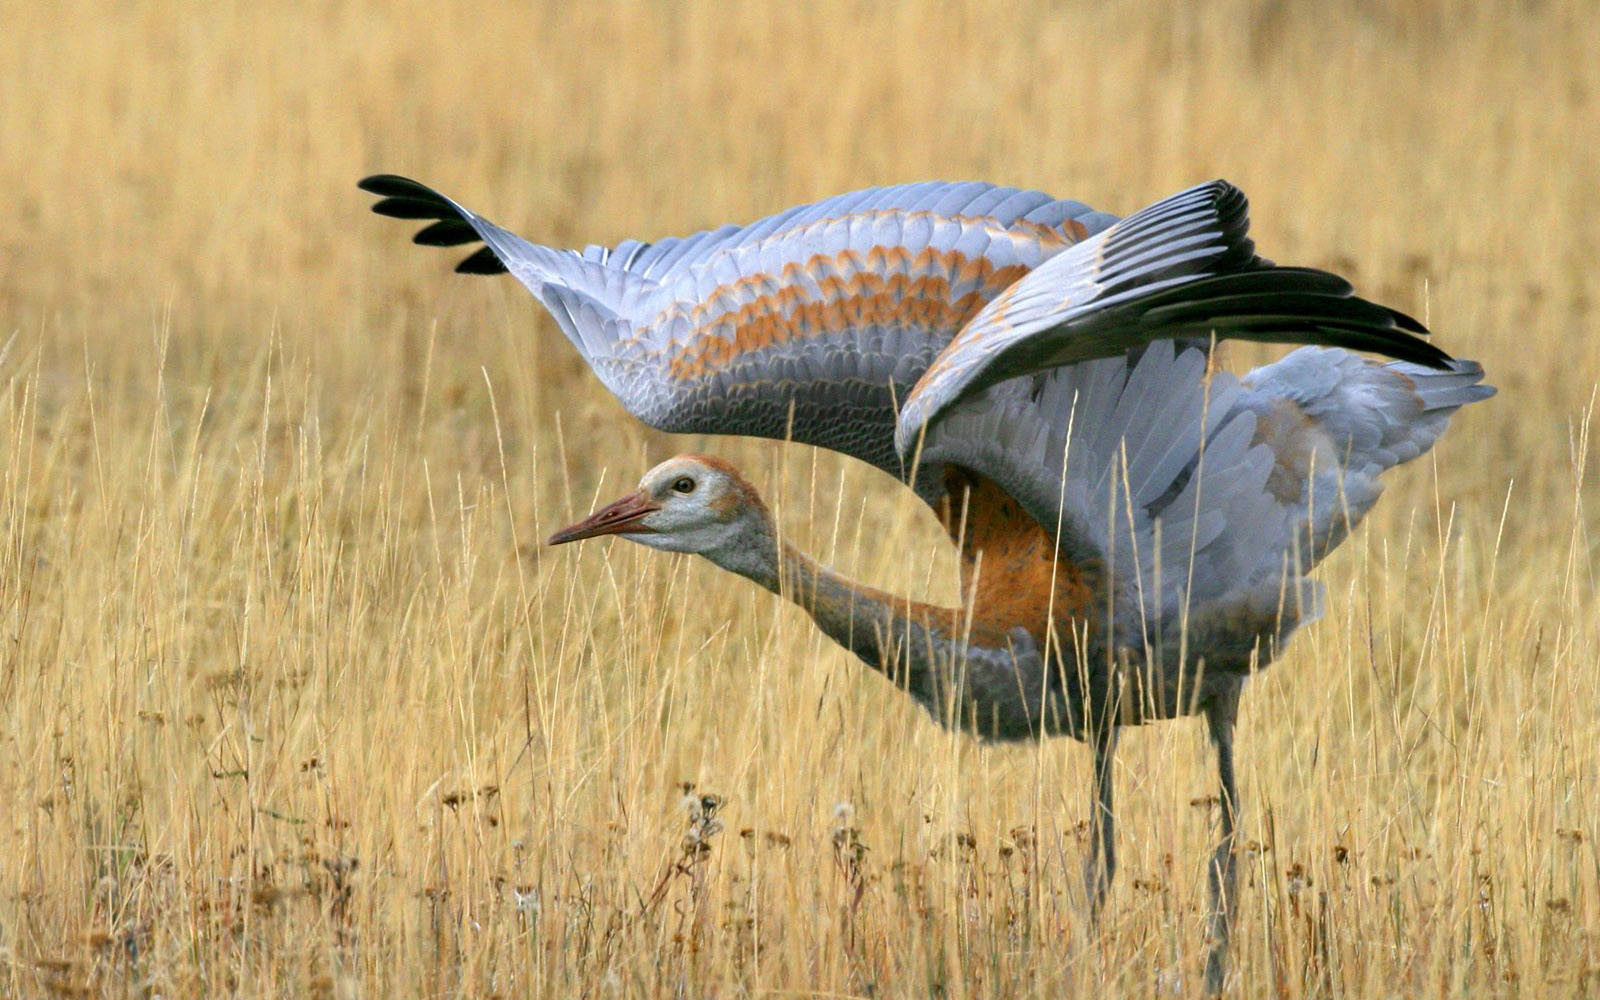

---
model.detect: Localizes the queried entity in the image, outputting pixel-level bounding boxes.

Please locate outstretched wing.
[919,341,1492,678]
[894,181,1450,456]
[361,174,1116,479]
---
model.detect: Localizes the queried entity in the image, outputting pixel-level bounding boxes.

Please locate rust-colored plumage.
[939,468,1100,644]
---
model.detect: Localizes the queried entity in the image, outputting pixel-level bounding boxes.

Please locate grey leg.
[1084,724,1119,922]
[1203,682,1242,994]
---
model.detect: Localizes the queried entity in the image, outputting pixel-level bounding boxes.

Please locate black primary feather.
[359,174,510,275]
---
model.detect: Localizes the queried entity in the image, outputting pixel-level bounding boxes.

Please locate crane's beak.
[547,490,662,545]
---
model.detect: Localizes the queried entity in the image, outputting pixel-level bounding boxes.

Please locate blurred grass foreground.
[1,1,1597,996]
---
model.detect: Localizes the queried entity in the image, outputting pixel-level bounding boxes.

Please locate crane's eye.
[671,476,696,494]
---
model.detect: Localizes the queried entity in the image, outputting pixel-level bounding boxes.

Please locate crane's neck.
[699,524,970,708]
[695,513,1085,741]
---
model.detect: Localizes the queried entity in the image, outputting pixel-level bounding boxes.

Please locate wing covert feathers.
[894,181,1449,456]
[361,173,1116,478]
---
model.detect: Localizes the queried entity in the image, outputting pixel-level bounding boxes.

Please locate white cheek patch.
[629,533,685,552]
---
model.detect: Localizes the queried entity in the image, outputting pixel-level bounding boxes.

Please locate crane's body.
[363,174,1492,990]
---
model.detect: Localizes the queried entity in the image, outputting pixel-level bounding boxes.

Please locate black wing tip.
[1134,272,1455,370]
[1304,321,1454,369]
[412,219,478,247]
[357,173,402,193]
[1402,338,1455,369]
[454,247,507,275]
[1177,179,1249,231]
[361,173,507,275]
[1175,192,1430,342]
[1150,264,1452,368]
[358,173,433,198]
[1204,178,1247,213]
[370,196,452,220]
[1332,328,1453,369]
[1385,305,1429,335]
[1132,178,1248,228]
[359,174,461,221]
[1109,179,1259,283]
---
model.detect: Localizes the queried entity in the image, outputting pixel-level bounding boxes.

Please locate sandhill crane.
[361,174,1492,989]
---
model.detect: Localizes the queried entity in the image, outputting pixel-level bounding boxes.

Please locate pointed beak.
[547,490,662,546]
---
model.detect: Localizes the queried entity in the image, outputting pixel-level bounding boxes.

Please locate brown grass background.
[2,1,1596,996]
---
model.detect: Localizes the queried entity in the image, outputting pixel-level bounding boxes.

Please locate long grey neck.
[714,525,1071,740]
[699,516,1076,741]
[702,526,926,678]
[699,521,1042,737]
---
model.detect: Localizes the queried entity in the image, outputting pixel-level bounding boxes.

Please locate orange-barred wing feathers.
[601,189,1112,478]
[362,175,1117,484]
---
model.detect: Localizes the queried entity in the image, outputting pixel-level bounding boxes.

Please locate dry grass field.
[2,1,1597,996]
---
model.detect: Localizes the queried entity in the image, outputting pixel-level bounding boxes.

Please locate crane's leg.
[1203,681,1242,994]
[1084,724,1120,922]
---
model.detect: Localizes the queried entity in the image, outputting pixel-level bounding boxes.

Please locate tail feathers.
[1402,358,1496,412]
[1246,349,1495,476]
[1220,346,1495,582]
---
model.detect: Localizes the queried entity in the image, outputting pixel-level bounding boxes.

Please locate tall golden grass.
[2,1,1596,996]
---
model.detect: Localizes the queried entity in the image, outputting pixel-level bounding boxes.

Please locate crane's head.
[546,454,771,557]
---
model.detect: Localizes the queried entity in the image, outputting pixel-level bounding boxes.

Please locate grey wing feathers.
[1233,347,1495,570]
[920,341,1492,671]
[894,181,1449,456]
[918,342,1264,619]
[362,173,1114,480]
[603,181,1117,476]
[604,180,1099,280]
[1157,349,1493,669]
